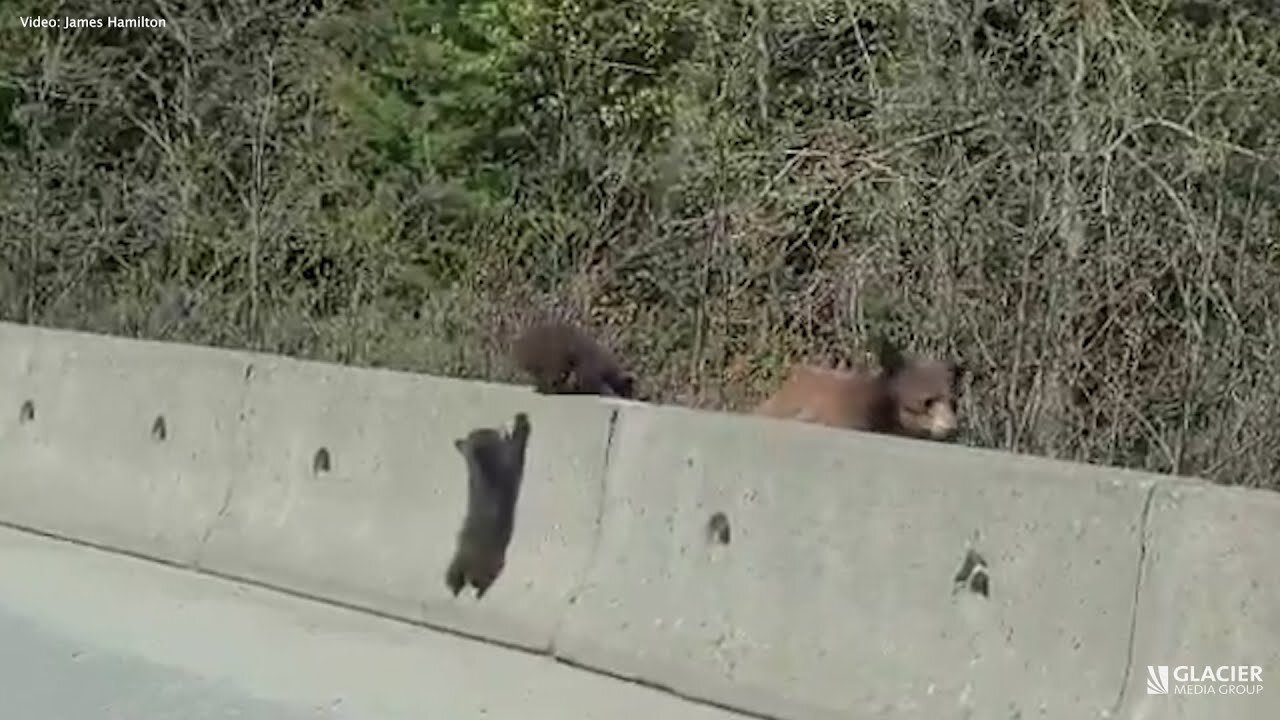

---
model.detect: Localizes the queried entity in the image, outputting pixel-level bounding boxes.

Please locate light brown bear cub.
[754,340,964,441]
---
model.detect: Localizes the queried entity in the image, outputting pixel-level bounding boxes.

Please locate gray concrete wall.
[0,320,1275,719]
[554,403,1154,719]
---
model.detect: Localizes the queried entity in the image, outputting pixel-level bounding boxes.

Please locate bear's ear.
[453,438,467,454]
[616,372,636,399]
[871,332,907,376]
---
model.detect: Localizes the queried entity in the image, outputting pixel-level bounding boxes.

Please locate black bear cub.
[445,412,531,599]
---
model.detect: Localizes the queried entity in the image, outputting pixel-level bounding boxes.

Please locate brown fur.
[512,321,635,398]
[754,346,964,441]
[446,412,531,599]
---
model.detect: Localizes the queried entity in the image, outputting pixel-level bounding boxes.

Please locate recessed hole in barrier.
[19,400,35,424]
[151,415,167,442]
[313,447,331,475]
[707,511,731,546]
[953,548,991,599]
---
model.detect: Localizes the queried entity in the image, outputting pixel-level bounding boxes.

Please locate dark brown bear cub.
[512,321,636,398]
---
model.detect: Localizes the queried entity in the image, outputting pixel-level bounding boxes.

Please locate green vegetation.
[2,0,1278,487]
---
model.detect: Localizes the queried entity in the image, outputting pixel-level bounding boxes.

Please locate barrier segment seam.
[192,358,256,569]
[1106,480,1158,718]
[549,404,622,654]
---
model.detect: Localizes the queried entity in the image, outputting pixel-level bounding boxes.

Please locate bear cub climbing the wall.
[512,320,636,399]
[754,338,965,441]
[446,411,532,599]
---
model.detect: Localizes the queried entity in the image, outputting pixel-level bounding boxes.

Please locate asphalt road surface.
[0,525,749,720]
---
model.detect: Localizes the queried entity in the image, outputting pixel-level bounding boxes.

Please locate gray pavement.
[0,525,750,720]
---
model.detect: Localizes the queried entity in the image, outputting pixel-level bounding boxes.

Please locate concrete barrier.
[0,321,613,654]
[1118,481,1280,720]
[3,321,1279,719]
[553,403,1159,720]
[0,322,249,566]
[196,354,614,652]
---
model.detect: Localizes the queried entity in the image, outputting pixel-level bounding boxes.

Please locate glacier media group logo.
[1146,665,1264,695]
[1147,665,1169,694]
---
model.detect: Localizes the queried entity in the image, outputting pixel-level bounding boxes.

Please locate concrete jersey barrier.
[0,322,250,566]
[197,355,614,652]
[1118,481,1280,720]
[2,320,1279,720]
[0,321,614,654]
[552,402,1157,720]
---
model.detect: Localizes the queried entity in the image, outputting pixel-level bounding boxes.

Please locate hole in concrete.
[19,400,35,424]
[706,512,731,545]
[313,447,331,475]
[244,363,255,381]
[151,415,167,442]
[953,548,990,598]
